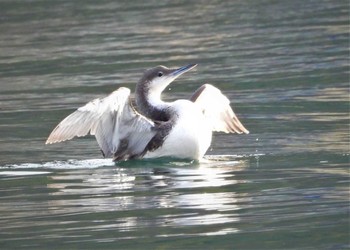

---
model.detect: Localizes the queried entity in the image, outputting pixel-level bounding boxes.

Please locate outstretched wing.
[46,87,156,159]
[190,84,249,134]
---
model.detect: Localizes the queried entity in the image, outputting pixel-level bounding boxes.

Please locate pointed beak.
[170,63,197,78]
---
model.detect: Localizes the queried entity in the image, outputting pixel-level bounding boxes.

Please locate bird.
[46,64,249,161]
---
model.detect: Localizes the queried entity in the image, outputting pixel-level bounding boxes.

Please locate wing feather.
[46,87,156,159]
[190,84,249,134]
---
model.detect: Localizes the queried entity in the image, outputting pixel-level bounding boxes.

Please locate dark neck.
[135,81,171,122]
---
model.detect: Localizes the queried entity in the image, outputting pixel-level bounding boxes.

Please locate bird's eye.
[157,72,163,77]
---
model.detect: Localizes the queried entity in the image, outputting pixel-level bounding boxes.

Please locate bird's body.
[143,99,212,159]
[46,64,249,161]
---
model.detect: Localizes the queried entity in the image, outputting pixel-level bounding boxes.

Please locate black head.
[138,64,197,95]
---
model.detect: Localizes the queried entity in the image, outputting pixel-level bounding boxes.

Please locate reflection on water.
[1,154,348,248]
[0,158,249,242]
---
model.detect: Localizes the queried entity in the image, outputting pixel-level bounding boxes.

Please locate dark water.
[0,0,349,249]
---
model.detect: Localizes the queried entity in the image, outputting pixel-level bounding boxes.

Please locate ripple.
[0,154,258,170]
[2,158,114,169]
[0,170,51,176]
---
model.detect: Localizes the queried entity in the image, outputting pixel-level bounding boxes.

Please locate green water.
[0,0,349,249]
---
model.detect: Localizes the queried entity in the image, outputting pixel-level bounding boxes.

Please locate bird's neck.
[135,82,171,122]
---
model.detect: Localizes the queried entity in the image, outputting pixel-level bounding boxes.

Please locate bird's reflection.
[46,157,250,235]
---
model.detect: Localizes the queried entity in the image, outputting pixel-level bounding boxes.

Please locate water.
[0,0,349,249]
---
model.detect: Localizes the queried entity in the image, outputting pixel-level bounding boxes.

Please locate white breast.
[144,100,212,160]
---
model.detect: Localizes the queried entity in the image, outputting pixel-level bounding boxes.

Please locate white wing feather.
[191,84,249,134]
[46,87,156,159]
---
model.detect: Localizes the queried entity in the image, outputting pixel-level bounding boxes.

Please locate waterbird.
[46,64,249,161]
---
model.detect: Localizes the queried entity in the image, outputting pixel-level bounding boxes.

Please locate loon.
[46,64,249,161]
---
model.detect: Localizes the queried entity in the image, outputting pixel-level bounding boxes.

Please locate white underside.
[144,100,212,160]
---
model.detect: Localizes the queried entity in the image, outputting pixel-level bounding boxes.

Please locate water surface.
[0,0,349,249]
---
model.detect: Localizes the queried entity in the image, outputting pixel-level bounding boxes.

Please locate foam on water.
[1,158,115,170]
[0,171,51,176]
[0,154,260,171]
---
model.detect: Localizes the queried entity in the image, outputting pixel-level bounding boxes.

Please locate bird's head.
[138,64,197,95]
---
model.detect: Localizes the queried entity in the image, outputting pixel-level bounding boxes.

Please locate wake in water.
[0,154,262,176]
[2,158,115,170]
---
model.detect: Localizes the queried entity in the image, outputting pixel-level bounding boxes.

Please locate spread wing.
[46,87,156,160]
[190,84,249,134]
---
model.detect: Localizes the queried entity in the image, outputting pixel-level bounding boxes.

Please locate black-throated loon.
[46,64,249,161]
